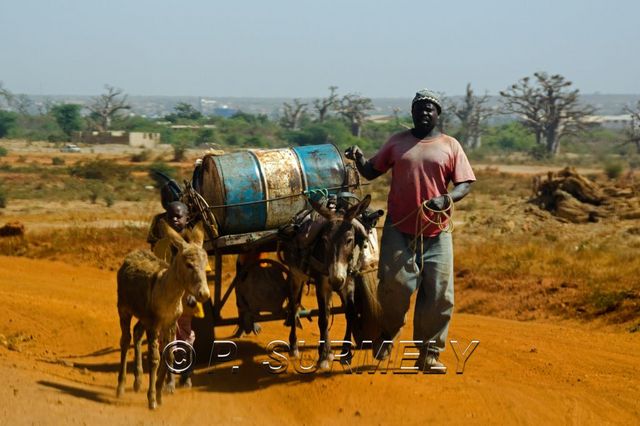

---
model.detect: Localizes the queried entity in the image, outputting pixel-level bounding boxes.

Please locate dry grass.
[0,226,148,271]
[455,231,640,324]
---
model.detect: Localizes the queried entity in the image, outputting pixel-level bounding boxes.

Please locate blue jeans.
[377,217,454,354]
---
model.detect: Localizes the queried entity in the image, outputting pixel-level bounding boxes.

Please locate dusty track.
[1,256,639,425]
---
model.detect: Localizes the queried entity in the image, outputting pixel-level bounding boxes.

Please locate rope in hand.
[391,194,454,274]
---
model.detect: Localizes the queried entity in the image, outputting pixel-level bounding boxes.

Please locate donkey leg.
[288,277,303,358]
[147,330,160,410]
[132,321,144,392]
[316,278,332,371]
[340,288,356,364]
[116,313,132,397]
[164,326,176,394]
[156,351,169,406]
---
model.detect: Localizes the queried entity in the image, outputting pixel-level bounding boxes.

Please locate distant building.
[199,98,238,117]
[366,114,394,123]
[72,131,160,148]
[584,114,633,129]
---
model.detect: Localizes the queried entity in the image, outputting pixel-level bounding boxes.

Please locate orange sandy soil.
[1,256,639,425]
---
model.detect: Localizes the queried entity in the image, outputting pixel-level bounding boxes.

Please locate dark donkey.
[282,194,373,371]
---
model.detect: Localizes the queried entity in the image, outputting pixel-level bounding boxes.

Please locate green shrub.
[195,128,217,146]
[172,141,188,162]
[104,193,115,207]
[0,183,7,208]
[130,149,152,163]
[0,146,8,157]
[589,289,629,314]
[69,159,131,181]
[484,122,536,152]
[52,157,65,166]
[87,182,103,204]
[0,111,18,138]
[529,145,550,161]
[604,161,624,179]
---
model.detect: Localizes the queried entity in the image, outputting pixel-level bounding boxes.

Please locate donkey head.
[310,194,371,288]
[162,221,211,303]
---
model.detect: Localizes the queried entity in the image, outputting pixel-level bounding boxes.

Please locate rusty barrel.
[199,144,346,235]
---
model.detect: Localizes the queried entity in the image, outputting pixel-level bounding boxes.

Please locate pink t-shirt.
[370,130,476,237]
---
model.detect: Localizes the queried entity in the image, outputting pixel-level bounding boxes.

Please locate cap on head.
[412,89,442,114]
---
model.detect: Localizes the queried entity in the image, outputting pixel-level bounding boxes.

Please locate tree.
[313,86,339,123]
[88,85,131,131]
[453,83,493,150]
[0,82,14,109]
[51,104,83,139]
[0,111,18,138]
[0,83,32,114]
[12,94,33,115]
[434,92,454,134]
[337,93,374,138]
[165,102,202,122]
[280,99,308,130]
[195,128,217,146]
[623,101,640,154]
[500,72,594,156]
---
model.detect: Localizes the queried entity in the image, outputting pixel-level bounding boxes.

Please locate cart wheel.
[352,269,382,345]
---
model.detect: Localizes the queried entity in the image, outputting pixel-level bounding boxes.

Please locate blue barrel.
[200,144,346,235]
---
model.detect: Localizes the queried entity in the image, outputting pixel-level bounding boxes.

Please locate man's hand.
[345,145,364,162]
[426,195,451,211]
[345,145,384,181]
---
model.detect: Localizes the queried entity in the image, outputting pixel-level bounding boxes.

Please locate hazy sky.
[1,0,638,97]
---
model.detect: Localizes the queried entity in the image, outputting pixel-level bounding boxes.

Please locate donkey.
[116,222,210,410]
[282,194,372,371]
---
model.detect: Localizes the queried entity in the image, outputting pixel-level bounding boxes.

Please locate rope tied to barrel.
[303,188,329,199]
[391,194,454,274]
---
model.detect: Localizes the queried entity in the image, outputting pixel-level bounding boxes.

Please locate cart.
[182,180,382,359]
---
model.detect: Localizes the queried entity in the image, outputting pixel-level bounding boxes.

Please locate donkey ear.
[188,221,205,247]
[160,219,188,251]
[345,194,371,221]
[309,197,334,220]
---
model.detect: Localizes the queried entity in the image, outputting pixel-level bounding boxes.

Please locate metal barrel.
[199,144,346,235]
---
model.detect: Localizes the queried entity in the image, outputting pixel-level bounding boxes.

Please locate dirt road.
[1,256,638,425]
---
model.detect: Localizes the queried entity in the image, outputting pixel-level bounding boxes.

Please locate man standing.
[345,89,475,372]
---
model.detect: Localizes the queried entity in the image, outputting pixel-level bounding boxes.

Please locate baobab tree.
[0,83,32,114]
[434,92,453,134]
[623,101,640,154]
[500,72,594,156]
[88,85,131,131]
[280,99,308,131]
[0,82,13,109]
[313,86,339,123]
[338,93,373,138]
[453,83,493,150]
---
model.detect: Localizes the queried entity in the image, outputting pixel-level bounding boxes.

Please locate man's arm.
[345,146,384,181]
[426,181,473,210]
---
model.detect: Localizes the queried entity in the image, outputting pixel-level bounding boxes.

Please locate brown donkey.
[116,222,210,409]
[283,194,372,371]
